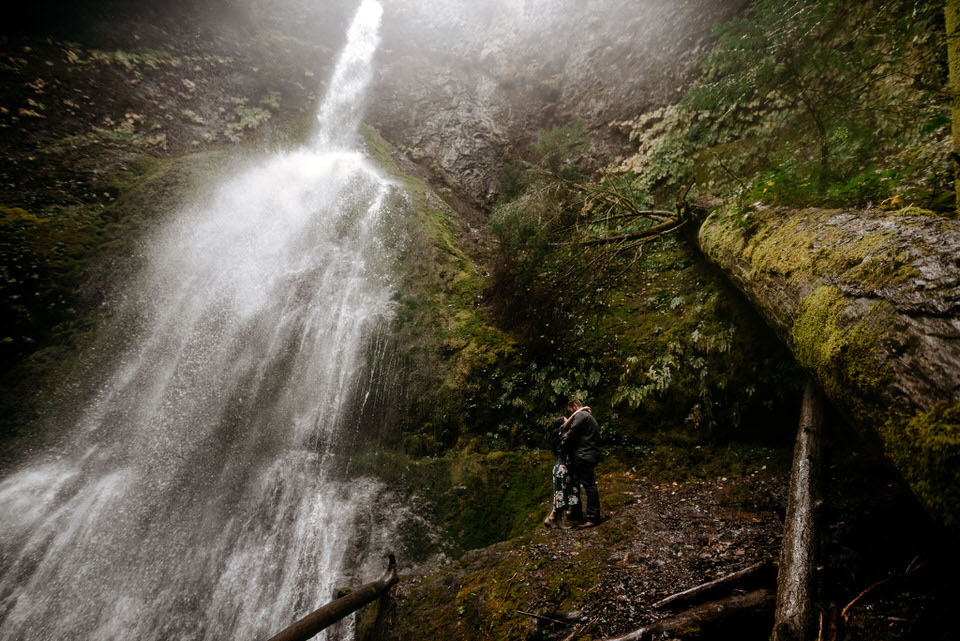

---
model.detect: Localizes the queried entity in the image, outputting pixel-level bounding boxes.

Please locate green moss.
[895,205,945,218]
[384,527,610,641]
[710,208,927,296]
[791,285,894,412]
[676,625,704,639]
[81,49,233,70]
[846,249,920,289]
[883,402,960,527]
[358,124,517,446]
[350,448,554,558]
[741,209,898,280]
[224,105,272,142]
[1,150,232,456]
[743,212,819,275]
[44,124,168,155]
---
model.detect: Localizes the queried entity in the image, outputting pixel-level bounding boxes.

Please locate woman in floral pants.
[544,417,581,528]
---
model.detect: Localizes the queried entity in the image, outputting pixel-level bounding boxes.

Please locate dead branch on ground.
[601,589,774,641]
[652,558,776,611]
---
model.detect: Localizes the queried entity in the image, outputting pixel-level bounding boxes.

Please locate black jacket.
[559,410,601,464]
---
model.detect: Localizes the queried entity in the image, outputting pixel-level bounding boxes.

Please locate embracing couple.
[544,398,602,530]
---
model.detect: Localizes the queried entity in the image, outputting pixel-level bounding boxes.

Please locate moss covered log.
[948,0,960,211]
[698,207,960,526]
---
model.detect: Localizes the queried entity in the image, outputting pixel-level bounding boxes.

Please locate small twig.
[904,555,921,574]
[516,610,575,627]
[710,150,746,188]
[840,577,893,622]
[561,618,593,641]
[611,241,650,280]
[551,220,685,247]
[587,210,676,225]
[841,557,922,623]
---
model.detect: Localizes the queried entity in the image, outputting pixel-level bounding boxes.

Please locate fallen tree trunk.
[773,379,826,641]
[698,206,960,527]
[652,558,775,611]
[602,589,774,641]
[265,554,399,641]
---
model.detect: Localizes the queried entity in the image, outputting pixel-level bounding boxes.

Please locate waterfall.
[0,1,401,639]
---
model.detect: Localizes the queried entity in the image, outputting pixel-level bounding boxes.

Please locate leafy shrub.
[620,0,952,212]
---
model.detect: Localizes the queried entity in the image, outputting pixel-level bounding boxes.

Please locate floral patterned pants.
[552,457,581,513]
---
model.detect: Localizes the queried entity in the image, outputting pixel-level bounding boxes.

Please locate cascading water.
[0,1,400,639]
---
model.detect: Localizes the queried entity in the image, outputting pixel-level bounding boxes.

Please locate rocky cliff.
[368,0,749,204]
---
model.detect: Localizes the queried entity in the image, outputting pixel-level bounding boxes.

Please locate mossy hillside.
[351,454,635,641]
[0,150,234,456]
[384,536,607,641]
[616,0,952,216]
[358,442,785,641]
[349,449,555,559]
[579,237,800,442]
[359,124,517,449]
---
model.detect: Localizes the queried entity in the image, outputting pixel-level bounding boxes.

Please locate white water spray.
[0,2,397,639]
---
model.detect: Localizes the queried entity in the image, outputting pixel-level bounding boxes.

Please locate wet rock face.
[367,0,748,205]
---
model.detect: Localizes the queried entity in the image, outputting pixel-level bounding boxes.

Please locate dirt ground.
[369,447,959,641]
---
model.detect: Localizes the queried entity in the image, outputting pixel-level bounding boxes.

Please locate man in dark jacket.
[559,398,602,528]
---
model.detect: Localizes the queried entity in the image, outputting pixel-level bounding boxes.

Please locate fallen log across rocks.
[698,206,960,526]
[265,554,399,641]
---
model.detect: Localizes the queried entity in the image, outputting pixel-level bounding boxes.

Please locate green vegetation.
[349,448,555,559]
[360,125,518,449]
[0,199,112,376]
[349,435,781,579]
[81,48,233,70]
[885,402,960,527]
[616,0,952,214]
[357,439,784,641]
[483,119,801,448]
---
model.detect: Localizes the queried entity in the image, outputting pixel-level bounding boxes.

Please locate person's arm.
[559,410,589,452]
[561,406,591,432]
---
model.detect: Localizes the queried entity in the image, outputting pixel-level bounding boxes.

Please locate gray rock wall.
[367,0,748,204]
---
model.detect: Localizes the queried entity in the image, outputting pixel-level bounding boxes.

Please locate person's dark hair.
[549,417,565,454]
[566,398,582,411]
